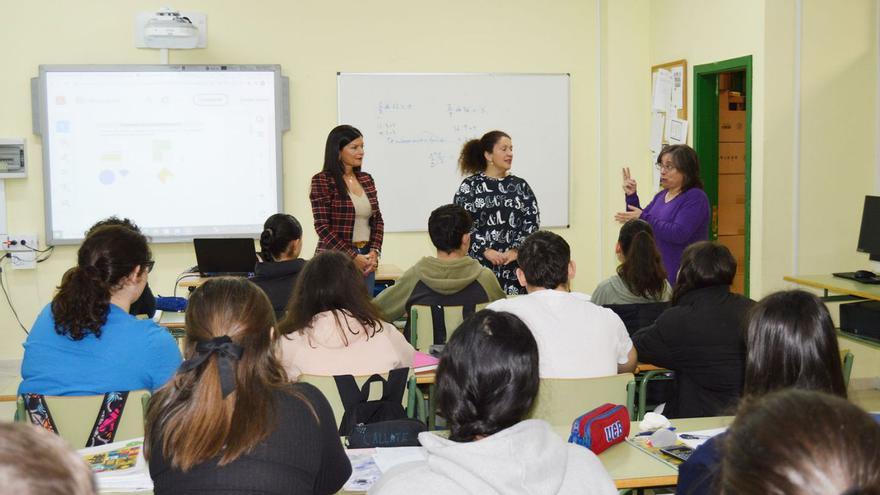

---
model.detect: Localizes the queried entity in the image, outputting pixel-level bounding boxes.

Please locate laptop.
[193,238,257,277]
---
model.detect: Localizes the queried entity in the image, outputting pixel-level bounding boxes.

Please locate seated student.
[719,390,880,495]
[0,423,97,495]
[373,204,505,329]
[250,213,307,319]
[677,289,847,495]
[147,277,351,494]
[487,231,636,378]
[370,310,617,495]
[19,225,181,396]
[592,219,670,305]
[631,241,753,418]
[277,251,414,380]
[86,216,157,318]
[592,219,671,334]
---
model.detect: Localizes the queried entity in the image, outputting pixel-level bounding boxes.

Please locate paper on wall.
[652,69,673,112]
[650,111,665,153]
[666,118,688,145]
[671,66,684,110]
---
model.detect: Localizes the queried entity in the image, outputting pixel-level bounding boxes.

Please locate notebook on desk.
[193,238,257,277]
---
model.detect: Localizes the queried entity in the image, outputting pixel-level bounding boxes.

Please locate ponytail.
[259,214,302,262]
[458,130,510,176]
[51,225,151,340]
[617,219,667,300]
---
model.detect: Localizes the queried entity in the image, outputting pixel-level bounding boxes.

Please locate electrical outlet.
[3,234,38,270]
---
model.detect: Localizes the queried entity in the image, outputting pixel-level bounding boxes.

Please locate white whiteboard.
[338,73,570,232]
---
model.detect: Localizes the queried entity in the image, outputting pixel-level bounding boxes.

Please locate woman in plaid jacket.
[309,125,384,293]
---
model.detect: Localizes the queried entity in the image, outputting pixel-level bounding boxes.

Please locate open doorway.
[694,56,752,296]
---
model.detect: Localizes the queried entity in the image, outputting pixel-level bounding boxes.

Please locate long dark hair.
[743,290,846,398]
[278,251,384,343]
[322,124,363,195]
[436,310,539,442]
[671,241,736,305]
[458,130,510,176]
[259,214,302,262]
[146,278,302,472]
[617,219,667,299]
[657,144,703,191]
[51,225,151,340]
[720,390,880,494]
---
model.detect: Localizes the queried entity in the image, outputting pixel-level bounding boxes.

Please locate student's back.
[632,242,753,418]
[250,213,307,319]
[278,251,414,380]
[373,204,505,329]
[19,225,180,395]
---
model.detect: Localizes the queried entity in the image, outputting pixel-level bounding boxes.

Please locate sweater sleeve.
[625,193,642,209]
[640,190,710,244]
[296,383,352,495]
[365,174,385,253]
[453,177,489,259]
[143,324,183,391]
[310,173,358,257]
[385,322,416,369]
[373,267,420,322]
[630,311,678,369]
[478,269,507,302]
[677,434,724,495]
[509,179,540,250]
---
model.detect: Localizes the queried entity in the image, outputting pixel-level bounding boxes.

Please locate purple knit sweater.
[625,188,710,284]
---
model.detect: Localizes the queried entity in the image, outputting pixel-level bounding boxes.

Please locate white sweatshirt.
[369,419,617,495]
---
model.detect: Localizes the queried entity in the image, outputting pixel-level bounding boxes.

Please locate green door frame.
[694,55,753,297]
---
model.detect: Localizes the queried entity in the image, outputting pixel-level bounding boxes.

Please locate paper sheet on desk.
[374,446,427,473]
[678,427,727,449]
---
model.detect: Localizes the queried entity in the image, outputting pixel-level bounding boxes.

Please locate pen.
[679,433,710,440]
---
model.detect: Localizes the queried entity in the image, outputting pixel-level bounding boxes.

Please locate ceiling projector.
[142,8,200,49]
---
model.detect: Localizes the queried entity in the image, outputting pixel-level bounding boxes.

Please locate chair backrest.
[527,373,636,426]
[298,370,417,430]
[409,303,488,352]
[840,349,855,388]
[15,390,151,448]
[603,302,669,336]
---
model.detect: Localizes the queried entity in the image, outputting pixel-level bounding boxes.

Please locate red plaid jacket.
[309,171,384,257]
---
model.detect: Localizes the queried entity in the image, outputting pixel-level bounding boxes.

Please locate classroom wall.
[0,0,601,359]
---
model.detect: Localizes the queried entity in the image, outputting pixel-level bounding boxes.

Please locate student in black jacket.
[632,241,754,418]
[251,214,307,320]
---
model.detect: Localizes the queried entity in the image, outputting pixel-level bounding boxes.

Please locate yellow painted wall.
[0,0,600,358]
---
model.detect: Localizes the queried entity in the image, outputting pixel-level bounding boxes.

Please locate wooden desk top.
[179,263,404,289]
[784,274,880,302]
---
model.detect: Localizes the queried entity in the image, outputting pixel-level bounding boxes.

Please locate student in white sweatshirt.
[370,310,617,495]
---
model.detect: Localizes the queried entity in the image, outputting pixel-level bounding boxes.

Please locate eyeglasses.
[655,163,677,173]
[142,260,156,273]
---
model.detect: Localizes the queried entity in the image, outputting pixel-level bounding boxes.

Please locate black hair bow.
[179,336,244,398]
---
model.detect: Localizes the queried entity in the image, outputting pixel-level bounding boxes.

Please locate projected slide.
[42,68,281,243]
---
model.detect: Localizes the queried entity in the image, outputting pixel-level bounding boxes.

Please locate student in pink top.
[277,251,414,380]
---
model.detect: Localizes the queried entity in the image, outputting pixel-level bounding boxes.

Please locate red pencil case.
[568,403,630,454]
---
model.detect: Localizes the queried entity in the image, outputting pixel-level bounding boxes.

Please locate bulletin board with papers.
[650,60,688,187]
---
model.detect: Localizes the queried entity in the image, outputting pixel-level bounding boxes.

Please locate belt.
[353,241,369,249]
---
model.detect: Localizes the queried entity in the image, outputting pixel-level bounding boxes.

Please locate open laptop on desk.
[193,238,257,277]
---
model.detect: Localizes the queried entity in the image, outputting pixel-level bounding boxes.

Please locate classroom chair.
[15,390,151,448]
[298,369,420,430]
[526,373,636,426]
[636,368,674,420]
[603,302,669,336]
[409,303,488,352]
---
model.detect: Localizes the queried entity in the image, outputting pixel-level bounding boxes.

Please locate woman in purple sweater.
[615,145,709,284]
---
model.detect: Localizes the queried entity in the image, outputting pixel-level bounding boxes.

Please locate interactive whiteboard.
[338,73,570,232]
[37,65,285,244]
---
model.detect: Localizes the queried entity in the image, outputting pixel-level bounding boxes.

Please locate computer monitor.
[857,195,880,261]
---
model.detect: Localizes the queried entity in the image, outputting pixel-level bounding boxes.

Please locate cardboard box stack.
[718,88,747,294]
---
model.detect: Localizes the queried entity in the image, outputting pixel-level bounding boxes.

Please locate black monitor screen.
[857,196,880,258]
